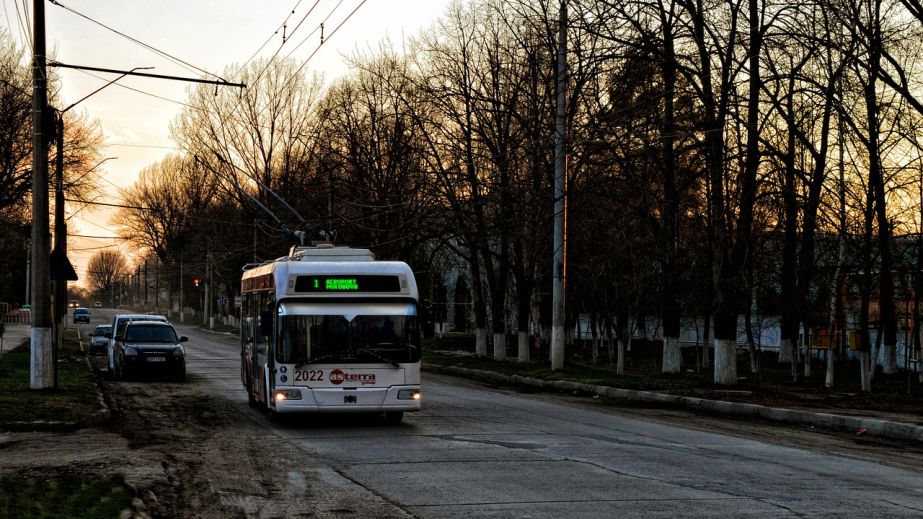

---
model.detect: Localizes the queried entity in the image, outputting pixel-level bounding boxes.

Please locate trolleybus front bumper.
[271,385,421,413]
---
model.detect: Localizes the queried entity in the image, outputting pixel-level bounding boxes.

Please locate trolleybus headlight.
[275,389,302,401]
[397,389,420,400]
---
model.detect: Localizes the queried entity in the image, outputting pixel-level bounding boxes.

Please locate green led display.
[294,275,402,293]
[324,278,359,290]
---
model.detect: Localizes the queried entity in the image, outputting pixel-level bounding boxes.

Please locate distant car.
[68,300,79,308]
[94,301,103,308]
[106,313,169,375]
[112,320,187,381]
[89,324,112,355]
[73,307,90,324]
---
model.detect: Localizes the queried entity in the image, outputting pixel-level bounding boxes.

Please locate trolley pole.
[550,0,567,371]
[30,0,53,389]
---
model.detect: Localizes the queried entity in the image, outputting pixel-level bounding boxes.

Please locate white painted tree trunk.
[860,351,871,392]
[493,332,506,361]
[778,338,794,363]
[713,338,737,385]
[616,338,626,375]
[881,342,897,374]
[517,331,529,362]
[30,327,54,388]
[661,336,681,374]
[475,328,487,357]
[824,349,834,388]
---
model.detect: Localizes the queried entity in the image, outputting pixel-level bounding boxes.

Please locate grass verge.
[0,338,100,426]
[423,335,923,413]
[0,474,131,519]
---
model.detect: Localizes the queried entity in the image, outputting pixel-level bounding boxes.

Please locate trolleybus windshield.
[277,304,420,365]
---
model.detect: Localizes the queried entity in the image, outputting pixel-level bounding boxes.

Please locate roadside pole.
[550,0,567,371]
[30,0,53,389]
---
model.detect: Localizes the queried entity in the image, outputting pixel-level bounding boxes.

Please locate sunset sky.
[3,0,451,286]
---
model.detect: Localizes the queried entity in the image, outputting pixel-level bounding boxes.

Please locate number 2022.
[294,370,324,382]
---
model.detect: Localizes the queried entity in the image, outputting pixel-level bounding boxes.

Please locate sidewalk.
[423,363,923,444]
[0,322,30,355]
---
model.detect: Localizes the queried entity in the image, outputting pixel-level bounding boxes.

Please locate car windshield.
[75,309,88,314]
[124,325,178,343]
[94,326,111,336]
[277,314,420,365]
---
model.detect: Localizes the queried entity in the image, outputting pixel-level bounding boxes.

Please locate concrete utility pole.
[30,0,53,389]
[550,0,568,371]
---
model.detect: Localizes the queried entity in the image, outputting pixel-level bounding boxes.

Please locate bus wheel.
[384,411,403,425]
[267,406,283,423]
[247,391,258,408]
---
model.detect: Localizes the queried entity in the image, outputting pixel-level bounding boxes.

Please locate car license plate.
[146,356,166,363]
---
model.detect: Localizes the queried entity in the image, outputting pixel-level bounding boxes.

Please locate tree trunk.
[863,3,897,375]
[659,8,682,376]
[616,307,629,375]
[714,338,738,385]
[470,247,488,358]
[517,331,529,363]
[662,337,681,374]
[493,332,506,361]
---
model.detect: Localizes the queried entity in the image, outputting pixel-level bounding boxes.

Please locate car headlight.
[397,389,421,400]
[124,346,139,356]
[172,346,185,357]
[274,389,302,401]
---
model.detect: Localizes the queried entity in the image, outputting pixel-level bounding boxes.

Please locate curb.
[423,363,923,444]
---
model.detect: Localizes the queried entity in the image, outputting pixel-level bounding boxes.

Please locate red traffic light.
[193,276,200,287]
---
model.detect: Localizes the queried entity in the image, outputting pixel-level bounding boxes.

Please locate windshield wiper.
[358,349,400,368]
[295,354,337,369]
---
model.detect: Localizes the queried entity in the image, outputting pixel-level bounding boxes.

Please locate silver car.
[89,324,112,355]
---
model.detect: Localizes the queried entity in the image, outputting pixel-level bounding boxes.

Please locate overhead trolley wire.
[49,0,228,83]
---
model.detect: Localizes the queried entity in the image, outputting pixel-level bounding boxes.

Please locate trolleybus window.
[278,313,420,365]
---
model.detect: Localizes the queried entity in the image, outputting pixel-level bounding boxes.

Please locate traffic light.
[193,276,200,287]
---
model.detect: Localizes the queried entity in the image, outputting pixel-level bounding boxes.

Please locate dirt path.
[1,357,410,519]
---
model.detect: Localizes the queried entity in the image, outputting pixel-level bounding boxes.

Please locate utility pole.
[30,0,53,389]
[205,250,213,329]
[550,0,568,371]
[144,259,148,308]
[179,258,184,323]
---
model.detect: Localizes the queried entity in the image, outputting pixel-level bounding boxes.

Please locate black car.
[113,321,187,381]
[88,324,112,355]
[73,307,90,324]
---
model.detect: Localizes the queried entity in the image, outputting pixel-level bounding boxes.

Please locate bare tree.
[171,58,324,234]
[86,249,129,299]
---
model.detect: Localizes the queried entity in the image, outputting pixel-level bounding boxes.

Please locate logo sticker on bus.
[329,369,376,385]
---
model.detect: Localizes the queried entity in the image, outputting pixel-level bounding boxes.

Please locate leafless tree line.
[0,29,104,308]
[112,0,923,389]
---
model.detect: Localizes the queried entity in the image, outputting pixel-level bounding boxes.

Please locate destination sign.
[293,275,402,293]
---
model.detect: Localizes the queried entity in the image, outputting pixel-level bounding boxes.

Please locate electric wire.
[11,0,32,57]
[2,1,21,51]
[240,0,316,72]
[213,0,368,195]
[168,0,360,204]
[49,0,228,82]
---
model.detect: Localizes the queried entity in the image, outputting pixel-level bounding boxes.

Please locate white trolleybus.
[240,245,422,423]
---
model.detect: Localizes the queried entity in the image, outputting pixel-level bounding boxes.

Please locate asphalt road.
[70,312,923,518]
[77,310,923,518]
